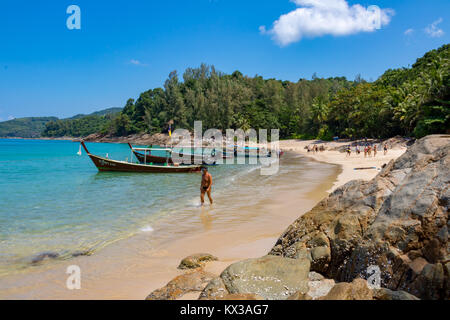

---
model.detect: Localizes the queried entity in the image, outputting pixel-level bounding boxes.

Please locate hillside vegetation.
[42,108,122,137]
[0,117,57,138]
[107,44,449,140]
[0,108,123,138]
[4,45,448,140]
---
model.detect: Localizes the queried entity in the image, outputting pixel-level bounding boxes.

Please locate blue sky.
[0,0,448,119]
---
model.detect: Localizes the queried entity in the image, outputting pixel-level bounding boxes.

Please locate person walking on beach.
[384,144,388,155]
[200,167,213,205]
[346,145,351,157]
[364,145,368,158]
[373,145,377,157]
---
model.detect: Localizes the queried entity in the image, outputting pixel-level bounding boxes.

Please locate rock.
[373,288,420,300]
[216,293,264,300]
[308,278,335,299]
[178,253,218,270]
[71,250,94,257]
[146,269,215,300]
[405,263,445,300]
[199,277,228,300]
[320,278,373,300]
[270,135,450,300]
[201,255,310,300]
[30,252,60,264]
[310,246,331,271]
[287,292,313,300]
[308,271,325,281]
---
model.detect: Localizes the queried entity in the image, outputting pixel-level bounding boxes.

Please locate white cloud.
[129,59,148,66]
[425,18,444,38]
[404,28,414,36]
[260,0,394,46]
[7,116,14,120]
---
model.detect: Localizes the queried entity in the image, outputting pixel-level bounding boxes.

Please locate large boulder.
[270,135,450,300]
[200,255,310,300]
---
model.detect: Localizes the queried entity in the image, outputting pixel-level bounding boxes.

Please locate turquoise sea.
[0,139,264,276]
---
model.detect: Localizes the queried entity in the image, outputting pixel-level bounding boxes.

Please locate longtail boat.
[128,143,174,165]
[232,145,274,158]
[128,143,228,165]
[81,142,201,173]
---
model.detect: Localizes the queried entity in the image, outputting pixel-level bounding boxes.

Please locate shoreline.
[0,151,339,299]
[0,139,407,300]
[278,139,407,192]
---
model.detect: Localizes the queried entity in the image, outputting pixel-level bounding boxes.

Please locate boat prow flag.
[77,144,82,156]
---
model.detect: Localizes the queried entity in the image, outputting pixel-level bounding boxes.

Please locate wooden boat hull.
[132,149,174,165]
[88,154,201,173]
[81,142,201,173]
[132,149,217,165]
[234,152,271,158]
[129,143,224,165]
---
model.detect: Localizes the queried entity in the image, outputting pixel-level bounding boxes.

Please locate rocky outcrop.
[199,255,310,300]
[270,135,450,300]
[80,132,220,147]
[178,253,218,270]
[81,133,171,145]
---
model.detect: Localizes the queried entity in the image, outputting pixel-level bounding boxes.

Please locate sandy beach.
[278,139,407,192]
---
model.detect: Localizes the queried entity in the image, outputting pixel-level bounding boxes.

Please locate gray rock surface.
[270,135,450,300]
[200,255,310,300]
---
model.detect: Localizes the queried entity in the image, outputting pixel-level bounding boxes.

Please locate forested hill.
[41,108,123,137]
[0,108,122,138]
[103,44,449,140]
[0,117,58,138]
[69,107,123,120]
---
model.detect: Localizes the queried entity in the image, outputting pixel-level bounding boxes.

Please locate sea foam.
[140,226,154,232]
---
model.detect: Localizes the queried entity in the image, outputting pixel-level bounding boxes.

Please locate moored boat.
[232,145,277,158]
[81,142,201,173]
[128,143,175,165]
[128,143,227,165]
